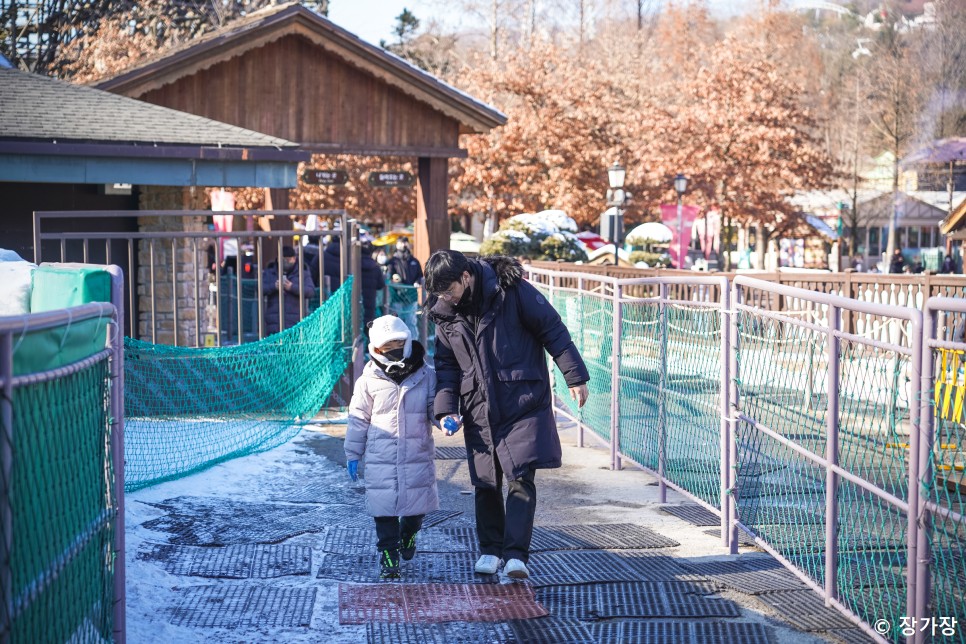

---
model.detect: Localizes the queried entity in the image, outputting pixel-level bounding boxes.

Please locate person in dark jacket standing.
[425,250,590,580]
[387,239,423,286]
[263,246,316,335]
[315,239,385,327]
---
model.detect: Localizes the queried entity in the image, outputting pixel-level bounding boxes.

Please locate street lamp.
[606,162,627,267]
[674,173,688,268]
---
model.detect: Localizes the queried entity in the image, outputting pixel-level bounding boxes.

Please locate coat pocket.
[495,368,545,415]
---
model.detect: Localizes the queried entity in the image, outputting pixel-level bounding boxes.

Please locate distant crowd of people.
[218,221,425,335]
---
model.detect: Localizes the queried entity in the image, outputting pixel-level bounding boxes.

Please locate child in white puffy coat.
[344,315,440,579]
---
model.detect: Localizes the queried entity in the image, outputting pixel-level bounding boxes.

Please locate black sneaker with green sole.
[380,549,400,579]
[400,532,417,561]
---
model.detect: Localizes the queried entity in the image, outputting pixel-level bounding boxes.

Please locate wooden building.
[95,2,506,264]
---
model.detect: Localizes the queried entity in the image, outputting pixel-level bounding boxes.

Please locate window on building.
[907,227,920,248]
[869,227,880,257]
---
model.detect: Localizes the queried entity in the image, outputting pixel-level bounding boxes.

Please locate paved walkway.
[124,414,876,643]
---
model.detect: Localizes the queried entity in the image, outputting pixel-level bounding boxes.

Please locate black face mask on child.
[382,347,406,362]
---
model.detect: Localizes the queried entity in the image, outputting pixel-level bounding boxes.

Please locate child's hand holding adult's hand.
[442,415,462,436]
[347,460,359,482]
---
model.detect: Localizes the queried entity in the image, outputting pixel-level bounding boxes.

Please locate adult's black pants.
[475,457,536,563]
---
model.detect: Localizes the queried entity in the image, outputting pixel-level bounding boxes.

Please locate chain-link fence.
[530,265,963,643]
[1,300,122,643]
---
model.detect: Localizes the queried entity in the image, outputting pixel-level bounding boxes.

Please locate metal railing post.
[192,239,200,347]
[171,239,178,347]
[824,303,841,604]
[610,281,623,471]
[912,305,930,644]
[235,237,243,342]
[657,282,668,501]
[720,279,733,548]
[149,240,157,345]
[0,332,13,641]
[106,266,126,644]
[276,237,285,334]
[577,275,585,448]
[256,238,264,341]
[728,280,741,555]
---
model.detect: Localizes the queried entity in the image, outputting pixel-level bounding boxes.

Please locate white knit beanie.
[368,315,412,363]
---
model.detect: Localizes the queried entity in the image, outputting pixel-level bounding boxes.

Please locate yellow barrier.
[935,348,966,424]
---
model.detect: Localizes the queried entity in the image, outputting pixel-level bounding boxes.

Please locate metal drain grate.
[537,581,735,619]
[140,543,310,578]
[757,590,857,631]
[319,552,494,584]
[507,617,597,643]
[366,621,512,643]
[702,528,758,547]
[590,621,775,644]
[422,509,464,528]
[527,551,693,587]
[340,583,547,624]
[530,523,679,551]
[141,497,332,545]
[435,447,467,460]
[320,526,478,556]
[171,585,316,628]
[679,557,807,595]
[269,482,364,505]
[658,504,720,526]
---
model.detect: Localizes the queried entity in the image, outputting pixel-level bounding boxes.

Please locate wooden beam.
[414,157,449,268]
[262,187,293,265]
[301,143,467,159]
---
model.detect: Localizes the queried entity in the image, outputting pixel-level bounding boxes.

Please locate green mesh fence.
[382,282,435,357]
[550,286,613,442]
[538,271,966,639]
[734,306,913,642]
[123,278,353,491]
[546,282,723,507]
[6,353,116,643]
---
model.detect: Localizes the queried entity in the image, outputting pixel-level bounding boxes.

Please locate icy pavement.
[124,414,875,643]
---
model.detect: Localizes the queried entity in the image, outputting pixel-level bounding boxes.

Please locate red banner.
[660,204,701,268]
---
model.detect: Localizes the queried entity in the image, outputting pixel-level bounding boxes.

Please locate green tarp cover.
[13,264,111,375]
[30,263,111,312]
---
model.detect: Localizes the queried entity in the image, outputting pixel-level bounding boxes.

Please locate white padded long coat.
[344,360,440,517]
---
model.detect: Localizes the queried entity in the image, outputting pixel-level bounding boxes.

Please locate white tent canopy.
[626,221,673,244]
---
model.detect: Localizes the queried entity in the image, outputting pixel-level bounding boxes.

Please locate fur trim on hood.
[480,255,524,290]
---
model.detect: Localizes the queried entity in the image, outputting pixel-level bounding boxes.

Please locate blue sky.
[327,1,758,48]
[328,1,440,47]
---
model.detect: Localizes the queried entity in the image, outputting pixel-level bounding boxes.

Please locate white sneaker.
[474,554,502,574]
[504,558,530,579]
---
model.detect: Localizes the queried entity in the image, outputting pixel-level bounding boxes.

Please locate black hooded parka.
[429,256,589,488]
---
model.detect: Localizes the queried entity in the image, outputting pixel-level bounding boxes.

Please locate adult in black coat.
[315,240,385,326]
[889,248,905,274]
[426,250,590,579]
[386,240,424,285]
[263,246,316,335]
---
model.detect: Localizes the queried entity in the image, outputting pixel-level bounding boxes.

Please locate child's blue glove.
[347,460,359,482]
[442,415,462,436]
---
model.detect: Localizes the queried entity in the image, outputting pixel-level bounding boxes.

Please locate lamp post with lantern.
[605,162,628,267]
[673,173,688,269]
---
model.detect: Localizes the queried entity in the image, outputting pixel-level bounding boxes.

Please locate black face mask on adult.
[455,280,474,311]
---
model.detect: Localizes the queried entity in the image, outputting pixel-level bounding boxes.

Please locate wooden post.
[414,157,449,267]
[262,188,292,266]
